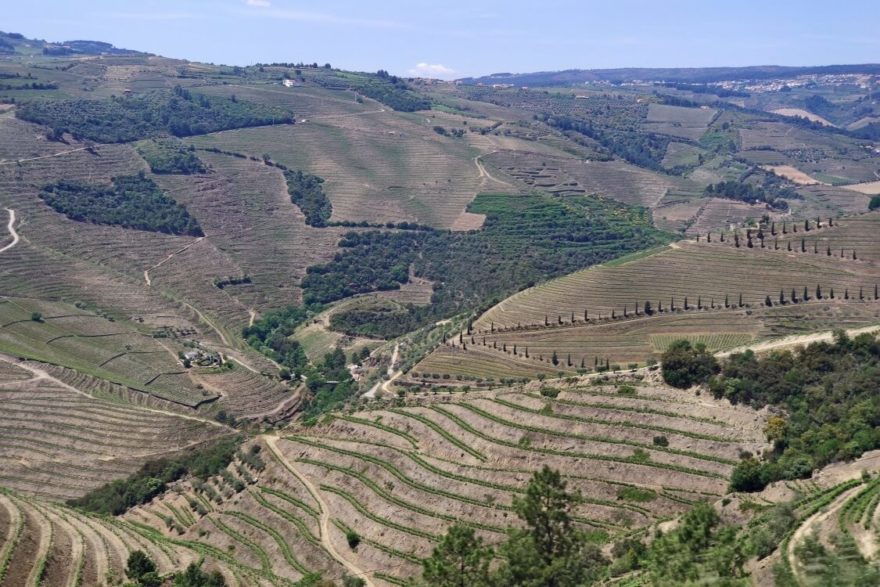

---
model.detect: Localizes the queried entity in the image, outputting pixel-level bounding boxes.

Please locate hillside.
[1,27,880,586]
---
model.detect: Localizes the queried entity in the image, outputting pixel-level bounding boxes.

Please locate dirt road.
[0,208,19,253]
[717,324,880,358]
[264,436,375,587]
[143,236,205,286]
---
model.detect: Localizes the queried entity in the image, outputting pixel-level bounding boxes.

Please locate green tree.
[421,524,494,587]
[661,340,719,389]
[173,563,227,586]
[495,466,608,586]
[869,195,880,211]
[126,550,161,587]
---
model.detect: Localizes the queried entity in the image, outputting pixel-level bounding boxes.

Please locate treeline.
[40,173,203,236]
[704,180,796,211]
[284,170,332,226]
[538,113,670,171]
[353,71,431,111]
[17,85,293,142]
[136,139,208,174]
[307,192,668,338]
[68,436,240,515]
[661,332,880,492]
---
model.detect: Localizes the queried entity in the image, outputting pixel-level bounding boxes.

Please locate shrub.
[539,386,560,398]
[346,529,361,549]
[652,435,669,447]
[661,340,719,389]
[870,195,880,211]
[30,312,43,322]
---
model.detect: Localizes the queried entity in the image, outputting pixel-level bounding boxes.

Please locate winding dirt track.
[264,435,375,587]
[0,208,19,253]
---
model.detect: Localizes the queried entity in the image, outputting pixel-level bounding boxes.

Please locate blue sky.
[6,1,880,78]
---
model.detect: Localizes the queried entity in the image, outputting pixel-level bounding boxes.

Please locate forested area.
[284,170,333,226]
[306,192,669,338]
[17,85,293,142]
[661,332,880,492]
[40,173,203,235]
[136,139,208,174]
[538,112,670,170]
[704,179,798,210]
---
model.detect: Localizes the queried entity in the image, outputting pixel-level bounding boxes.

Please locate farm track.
[717,323,880,357]
[0,209,17,254]
[0,353,226,428]
[264,435,375,587]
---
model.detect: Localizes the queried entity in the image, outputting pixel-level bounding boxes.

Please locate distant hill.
[460,64,880,86]
[0,30,144,56]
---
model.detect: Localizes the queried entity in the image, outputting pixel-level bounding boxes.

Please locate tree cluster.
[39,173,203,236]
[17,87,293,142]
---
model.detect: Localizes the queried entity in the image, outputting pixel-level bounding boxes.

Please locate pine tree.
[421,524,494,587]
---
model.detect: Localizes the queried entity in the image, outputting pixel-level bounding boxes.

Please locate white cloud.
[408,63,456,79]
[245,0,272,7]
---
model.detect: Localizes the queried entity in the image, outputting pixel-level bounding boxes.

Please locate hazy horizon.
[5,0,880,79]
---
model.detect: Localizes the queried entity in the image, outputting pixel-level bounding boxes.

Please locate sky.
[5,0,880,79]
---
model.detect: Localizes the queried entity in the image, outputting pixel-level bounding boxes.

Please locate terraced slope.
[156,376,762,586]
[0,355,230,501]
[188,107,487,229]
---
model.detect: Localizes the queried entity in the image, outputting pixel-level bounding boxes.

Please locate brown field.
[761,164,824,185]
[770,108,835,127]
[842,180,880,195]
[644,103,717,141]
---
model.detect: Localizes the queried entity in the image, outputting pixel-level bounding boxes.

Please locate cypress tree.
[735,233,740,248]
[707,233,712,242]
[544,315,548,326]
[853,250,858,260]
[875,284,878,300]
[801,238,806,252]
[697,296,702,310]
[567,354,572,367]
[805,219,810,231]
[739,293,743,307]
[813,241,818,254]
[792,288,798,303]
[817,216,822,228]
[462,342,467,350]
[845,289,849,300]
[829,217,834,227]
[830,288,835,299]
[684,297,689,310]
[816,284,822,299]
[491,322,495,332]
[765,295,772,307]
[524,347,529,358]
[580,357,585,369]
[803,286,809,301]
[771,221,776,235]
[584,309,588,321]
[775,239,779,250]
[860,287,864,300]
[623,305,628,317]
[558,314,562,325]
[551,351,559,366]
[724,294,729,308]
[782,222,788,234]
[571,311,575,323]
[720,232,725,242]
[827,244,832,256]
[612,309,616,319]
[779,289,785,305]
[644,300,653,315]
[787,241,792,251]
[503,343,507,352]
[671,297,675,311]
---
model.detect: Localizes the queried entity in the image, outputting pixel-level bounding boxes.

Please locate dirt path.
[248,309,257,327]
[143,236,205,286]
[364,343,400,399]
[264,436,375,587]
[309,108,385,120]
[0,353,228,428]
[23,500,53,587]
[0,146,88,166]
[788,485,863,583]
[0,208,19,254]
[474,153,514,188]
[717,324,880,358]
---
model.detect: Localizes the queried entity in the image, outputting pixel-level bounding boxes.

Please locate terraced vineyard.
[188,108,488,229]
[109,374,766,586]
[0,355,230,501]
